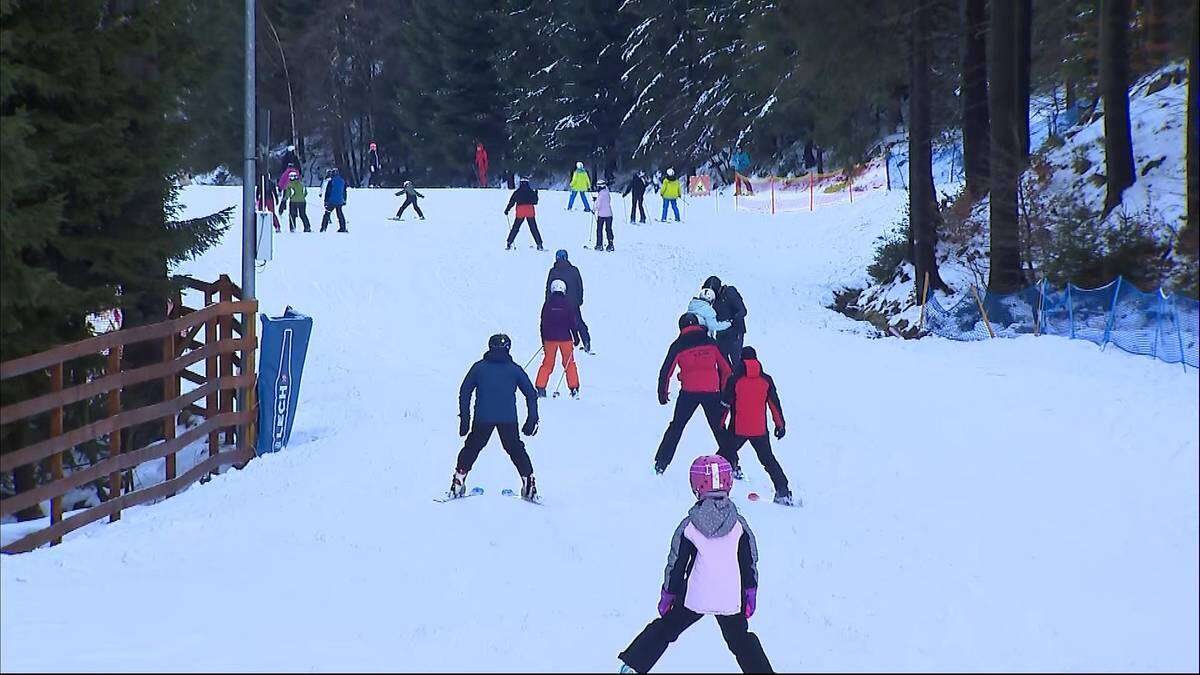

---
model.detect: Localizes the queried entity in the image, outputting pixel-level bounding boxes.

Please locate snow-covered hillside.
[854,65,1191,333]
[1,186,1196,671]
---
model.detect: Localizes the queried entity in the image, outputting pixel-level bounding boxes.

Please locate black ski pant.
[655,391,727,470]
[619,605,773,674]
[570,305,591,350]
[719,434,790,495]
[456,422,533,477]
[320,205,346,231]
[716,330,745,368]
[396,196,424,219]
[507,216,543,247]
[595,216,614,248]
[630,193,647,222]
[288,202,311,232]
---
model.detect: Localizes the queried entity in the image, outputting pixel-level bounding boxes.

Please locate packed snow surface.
[2,186,1197,671]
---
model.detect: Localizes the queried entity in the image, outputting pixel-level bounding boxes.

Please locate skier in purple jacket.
[617,455,773,673]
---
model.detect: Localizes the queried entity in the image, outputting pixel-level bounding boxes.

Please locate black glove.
[522,417,539,436]
[658,393,669,406]
[774,426,786,440]
[504,209,511,216]
[459,416,470,437]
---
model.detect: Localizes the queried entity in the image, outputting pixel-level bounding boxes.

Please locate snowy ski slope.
[2,186,1197,671]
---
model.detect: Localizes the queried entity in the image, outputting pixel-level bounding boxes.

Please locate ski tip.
[747,492,761,501]
[470,486,485,495]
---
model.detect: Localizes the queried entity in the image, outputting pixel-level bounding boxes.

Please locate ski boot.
[506,243,514,250]
[619,663,636,674]
[448,470,468,499]
[536,386,548,398]
[773,491,794,506]
[732,465,745,480]
[520,474,538,501]
[653,463,666,475]
[536,244,545,251]
[606,243,614,252]
[594,244,604,251]
[569,387,580,399]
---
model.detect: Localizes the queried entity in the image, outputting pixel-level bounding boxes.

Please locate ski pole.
[522,345,544,371]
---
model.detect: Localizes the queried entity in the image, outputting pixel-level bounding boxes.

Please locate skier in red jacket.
[654,313,732,474]
[475,141,489,187]
[718,346,793,505]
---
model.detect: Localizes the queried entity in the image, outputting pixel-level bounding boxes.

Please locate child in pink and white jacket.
[617,455,773,674]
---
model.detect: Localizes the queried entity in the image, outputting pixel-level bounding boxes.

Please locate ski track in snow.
[2,186,1197,672]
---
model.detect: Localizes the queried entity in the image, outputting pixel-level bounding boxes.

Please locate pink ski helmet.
[689,455,733,496]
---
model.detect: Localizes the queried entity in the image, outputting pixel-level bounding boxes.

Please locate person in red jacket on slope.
[718,346,793,506]
[654,313,732,474]
[475,141,489,187]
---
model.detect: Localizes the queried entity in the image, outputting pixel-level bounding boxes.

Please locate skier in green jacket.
[278,169,312,232]
[567,161,592,212]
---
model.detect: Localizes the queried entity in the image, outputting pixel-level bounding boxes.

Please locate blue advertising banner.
[257,307,313,455]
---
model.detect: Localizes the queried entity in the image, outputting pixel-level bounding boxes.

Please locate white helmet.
[698,288,716,303]
[550,279,568,294]
[666,168,675,177]
[576,161,584,169]
[287,144,295,152]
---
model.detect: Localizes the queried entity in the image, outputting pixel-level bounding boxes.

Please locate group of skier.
[256,145,350,233]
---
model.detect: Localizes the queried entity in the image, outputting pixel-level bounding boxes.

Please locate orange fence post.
[107,347,122,522]
[49,363,64,545]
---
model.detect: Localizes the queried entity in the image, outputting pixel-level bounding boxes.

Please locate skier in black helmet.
[450,334,541,501]
[702,276,748,368]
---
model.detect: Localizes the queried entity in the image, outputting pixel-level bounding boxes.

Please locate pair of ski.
[433,486,543,506]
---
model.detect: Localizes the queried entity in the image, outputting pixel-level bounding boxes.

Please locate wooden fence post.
[240,305,258,458]
[107,347,122,522]
[206,313,219,472]
[809,172,814,211]
[163,333,177,492]
[918,271,930,332]
[219,280,234,444]
[49,362,64,545]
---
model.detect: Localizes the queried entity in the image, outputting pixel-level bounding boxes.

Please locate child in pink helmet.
[617,455,773,673]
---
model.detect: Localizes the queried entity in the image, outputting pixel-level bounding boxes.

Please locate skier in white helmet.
[687,287,732,338]
[568,161,593,212]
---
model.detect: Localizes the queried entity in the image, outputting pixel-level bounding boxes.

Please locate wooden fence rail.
[0,276,257,554]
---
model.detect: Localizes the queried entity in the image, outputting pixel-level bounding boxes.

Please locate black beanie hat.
[703,275,722,292]
[741,346,757,360]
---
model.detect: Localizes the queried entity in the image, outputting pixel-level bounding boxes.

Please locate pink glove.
[744,587,757,618]
[657,589,676,617]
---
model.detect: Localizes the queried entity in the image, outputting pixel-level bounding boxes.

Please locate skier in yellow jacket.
[660,168,682,222]
[568,161,593,212]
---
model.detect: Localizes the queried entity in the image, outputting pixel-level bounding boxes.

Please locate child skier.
[452,333,541,501]
[394,180,425,220]
[278,169,312,232]
[594,180,615,251]
[719,347,793,505]
[546,250,591,353]
[503,176,544,250]
[535,280,581,398]
[654,313,732,473]
[617,454,774,674]
[688,288,732,338]
[320,168,348,233]
[659,168,682,222]
[568,161,592,211]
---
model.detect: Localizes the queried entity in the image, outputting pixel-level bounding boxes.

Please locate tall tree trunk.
[1101,0,1136,215]
[988,0,1025,292]
[1184,3,1198,261]
[961,0,990,198]
[1016,0,1033,159]
[912,0,948,299]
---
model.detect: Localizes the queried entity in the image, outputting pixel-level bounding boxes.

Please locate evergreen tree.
[987,0,1027,291]
[1099,0,1136,215]
[960,0,990,198]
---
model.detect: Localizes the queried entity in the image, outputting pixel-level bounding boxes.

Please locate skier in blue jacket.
[687,288,732,338]
[320,168,348,233]
[450,334,541,501]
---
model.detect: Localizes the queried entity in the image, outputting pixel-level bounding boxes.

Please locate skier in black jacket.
[703,276,749,368]
[622,171,649,223]
[450,333,540,501]
[546,250,591,353]
[503,177,544,250]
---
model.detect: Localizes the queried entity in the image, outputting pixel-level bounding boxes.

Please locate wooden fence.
[0,276,258,554]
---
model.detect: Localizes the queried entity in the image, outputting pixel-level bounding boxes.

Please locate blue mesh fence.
[923,276,1199,369]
